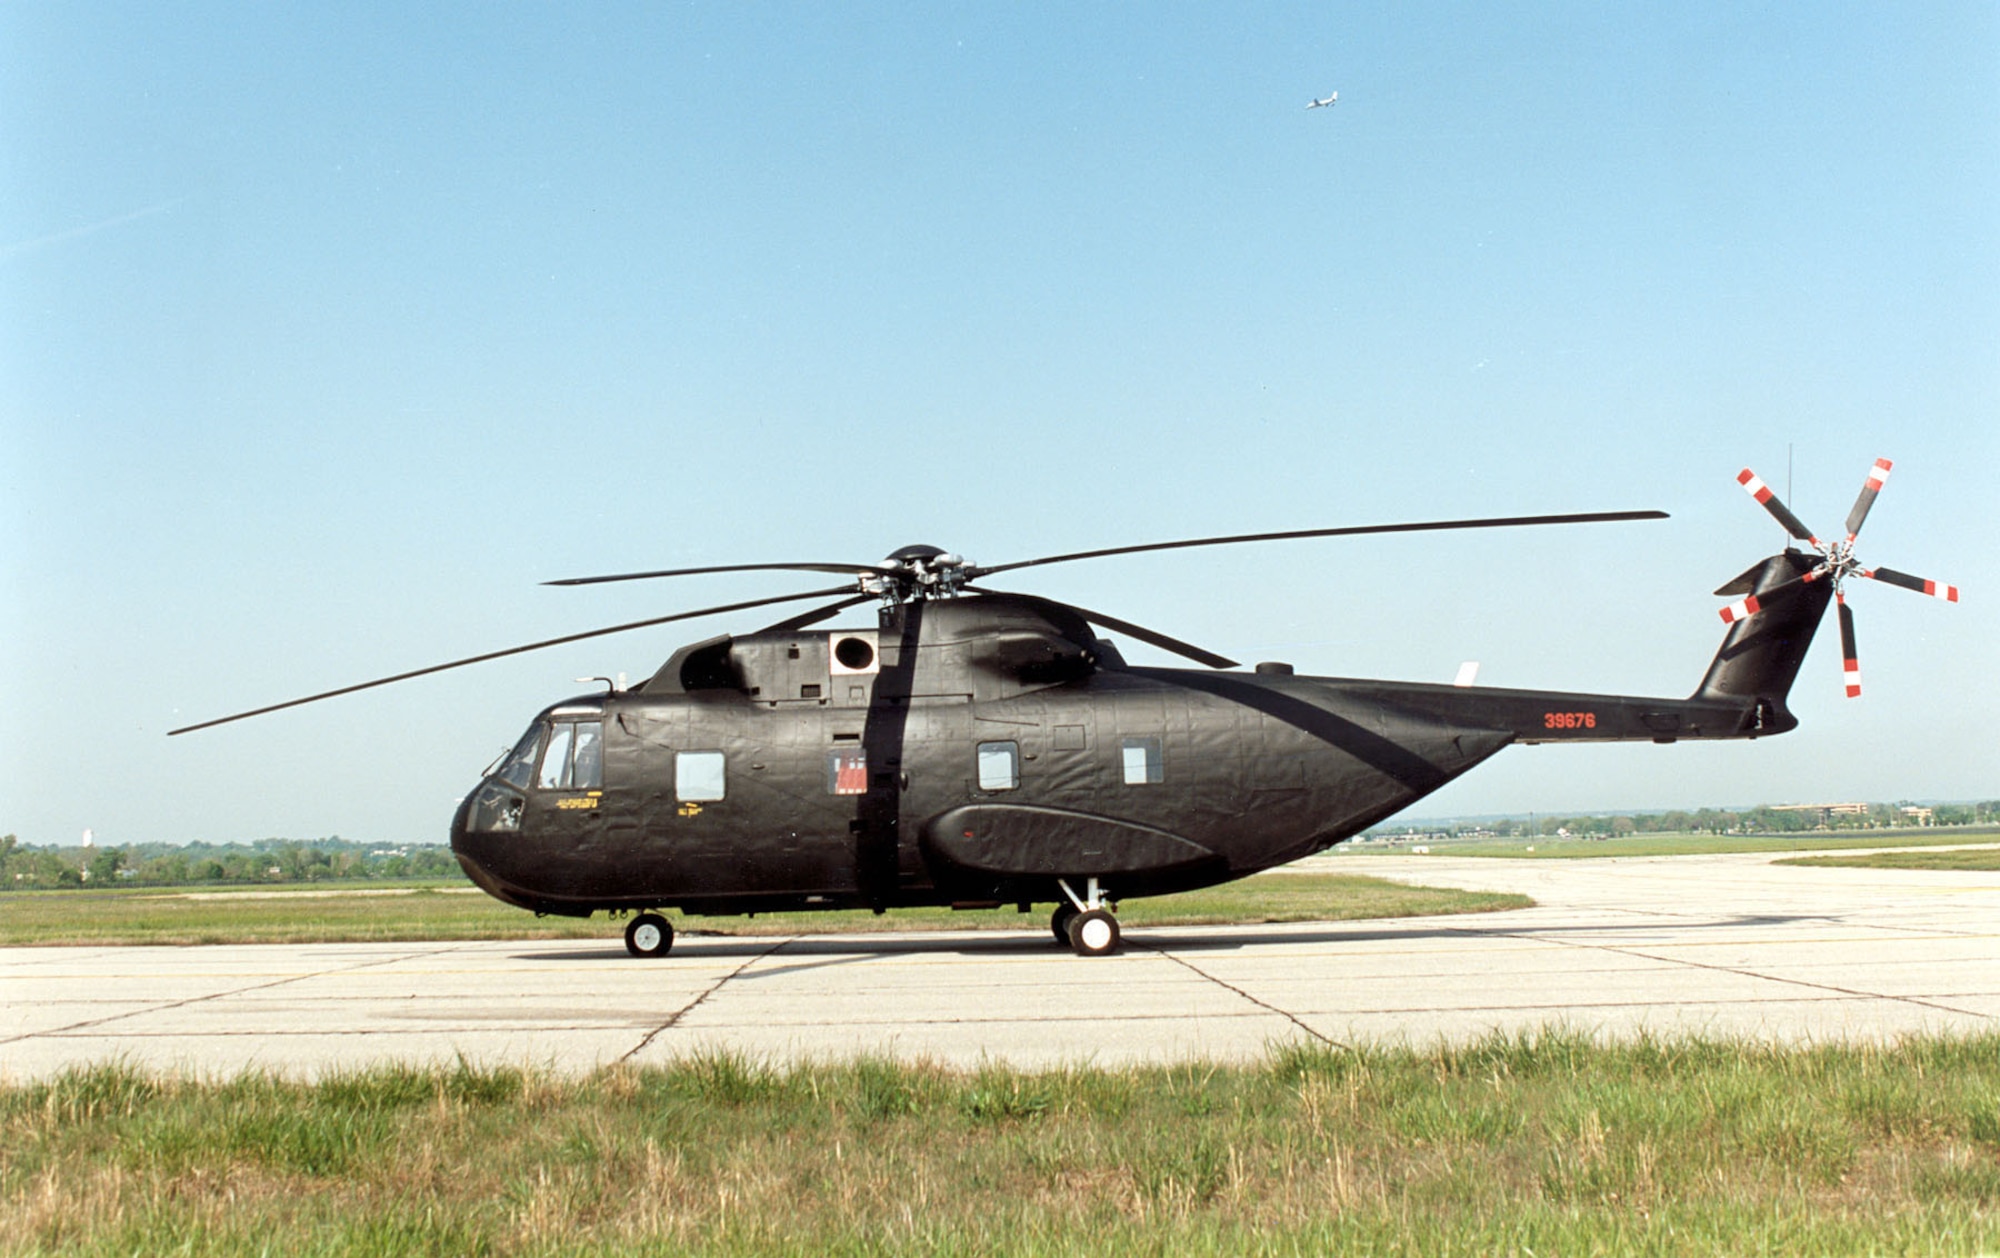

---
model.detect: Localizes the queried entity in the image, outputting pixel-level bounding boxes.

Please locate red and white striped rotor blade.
[1864,567,1961,602]
[1837,595,1861,698]
[1718,593,1762,624]
[1715,572,1812,624]
[1736,468,1819,544]
[1843,457,1892,541]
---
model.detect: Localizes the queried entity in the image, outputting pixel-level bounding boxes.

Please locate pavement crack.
[1451,925,1994,1022]
[1,942,476,1045]
[1139,942,1347,1049]
[619,936,796,1063]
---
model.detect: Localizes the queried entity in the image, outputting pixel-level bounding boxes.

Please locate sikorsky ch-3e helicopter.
[174,460,1956,956]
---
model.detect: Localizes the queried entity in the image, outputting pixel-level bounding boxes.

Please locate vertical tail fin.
[1693,551,1832,728]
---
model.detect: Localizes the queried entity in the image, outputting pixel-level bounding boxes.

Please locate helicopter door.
[524,718,610,890]
[883,699,974,894]
[666,705,861,898]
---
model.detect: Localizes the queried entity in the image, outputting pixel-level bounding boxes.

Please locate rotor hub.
[862,545,974,602]
[1802,539,1864,595]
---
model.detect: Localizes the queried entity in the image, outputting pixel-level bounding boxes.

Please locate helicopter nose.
[449,788,538,909]
[448,792,479,867]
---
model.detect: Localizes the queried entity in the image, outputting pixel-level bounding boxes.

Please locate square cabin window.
[1122,736,1164,785]
[976,741,1019,791]
[676,750,726,802]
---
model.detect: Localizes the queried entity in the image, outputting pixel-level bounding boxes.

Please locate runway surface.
[3,849,1995,1079]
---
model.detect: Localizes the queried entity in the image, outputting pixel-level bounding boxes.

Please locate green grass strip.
[4,1031,1996,1255]
[0,874,1526,948]
[1775,847,2000,872]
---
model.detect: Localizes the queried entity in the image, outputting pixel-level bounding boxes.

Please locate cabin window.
[536,720,604,791]
[496,724,544,790]
[676,750,726,802]
[1122,736,1164,785]
[827,747,868,795]
[976,741,1019,791]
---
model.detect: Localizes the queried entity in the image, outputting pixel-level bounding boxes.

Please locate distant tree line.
[0,836,465,890]
[1367,800,2000,842]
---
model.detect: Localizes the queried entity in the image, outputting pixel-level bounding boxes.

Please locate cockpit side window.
[497,724,545,790]
[535,720,604,791]
[571,722,602,789]
[537,725,574,790]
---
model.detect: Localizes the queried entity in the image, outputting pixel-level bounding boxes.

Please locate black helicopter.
[174,462,1955,956]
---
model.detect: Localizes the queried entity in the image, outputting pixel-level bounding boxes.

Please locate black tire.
[624,912,674,958]
[1066,908,1120,956]
[1050,902,1079,946]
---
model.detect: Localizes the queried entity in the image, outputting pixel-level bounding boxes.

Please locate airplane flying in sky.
[1307,91,1338,109]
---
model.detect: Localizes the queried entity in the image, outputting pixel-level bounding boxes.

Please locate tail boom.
[1317,550,1832,745]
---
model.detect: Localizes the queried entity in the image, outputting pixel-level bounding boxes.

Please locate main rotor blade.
[1079,606,1240,669]
[967,586,1239,668]
[1736,469,1819,543]
[544,561,897,587]
[168,585,858,736]
[967,510,1669,580]
[1843,457,1892,541]
[1863,567,1961,602]
[1837,595,1861,698]
[758,593,878,634]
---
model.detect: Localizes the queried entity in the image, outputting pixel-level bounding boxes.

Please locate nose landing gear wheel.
[624,912,674,958]
[1051,902,1078,946]
[1066,908,1120,956]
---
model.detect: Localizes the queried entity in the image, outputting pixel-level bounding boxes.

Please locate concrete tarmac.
[3,849,1994,1079]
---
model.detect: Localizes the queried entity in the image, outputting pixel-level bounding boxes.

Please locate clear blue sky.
[4,3,1995,847]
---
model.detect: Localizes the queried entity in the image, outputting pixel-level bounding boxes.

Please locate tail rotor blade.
[1864,567,1961,602]
[1718,593,1764,625]
[1837,595,1861,698]
[1717,572,1814,624]
[1843,458,1892,541]
[1737,469,1819,543]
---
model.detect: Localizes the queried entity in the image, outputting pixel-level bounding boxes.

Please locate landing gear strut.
[1056,878,1119,956]
[624,912,674,958]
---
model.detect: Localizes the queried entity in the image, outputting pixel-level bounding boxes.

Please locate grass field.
[0,873,1529,948]
[1776,847,2000,872]
[3,1033,1995,1256]
[1339,826,2000,860]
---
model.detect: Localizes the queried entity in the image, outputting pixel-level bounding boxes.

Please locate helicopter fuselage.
[450,578,1821,920]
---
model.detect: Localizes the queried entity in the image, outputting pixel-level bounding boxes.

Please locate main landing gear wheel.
[624,912,674,958]
[1050,902,1078,946]
[1067,909,1120,956]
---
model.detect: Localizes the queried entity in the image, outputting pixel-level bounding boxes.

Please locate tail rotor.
[1722,457,1958,698]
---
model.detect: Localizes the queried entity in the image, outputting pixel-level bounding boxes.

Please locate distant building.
[1771,802,1873,828]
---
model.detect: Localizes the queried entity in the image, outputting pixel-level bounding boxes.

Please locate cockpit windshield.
[496,724,544,790]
